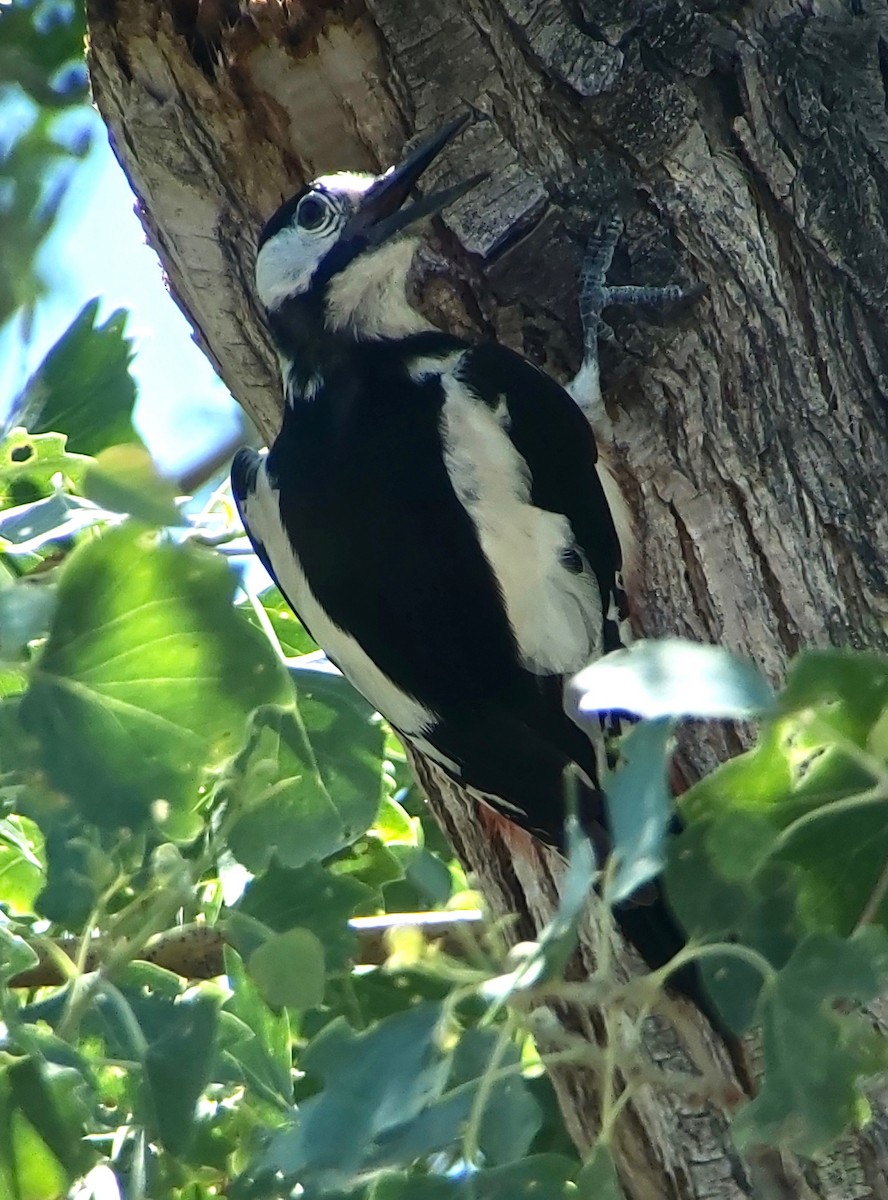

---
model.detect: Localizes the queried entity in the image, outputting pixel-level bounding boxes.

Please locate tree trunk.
[85,1,888,1196]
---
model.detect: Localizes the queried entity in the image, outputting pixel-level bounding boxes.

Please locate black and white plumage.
[233,117,689,978]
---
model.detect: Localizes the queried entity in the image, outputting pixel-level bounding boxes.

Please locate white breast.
[240,465,438,739]
[438,366,603,676]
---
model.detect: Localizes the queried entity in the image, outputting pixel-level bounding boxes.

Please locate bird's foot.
[568,213,702,438]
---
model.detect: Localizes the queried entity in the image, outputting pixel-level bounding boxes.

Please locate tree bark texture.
[85,2,888,1197]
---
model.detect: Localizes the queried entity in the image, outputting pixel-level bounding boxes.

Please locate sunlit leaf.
[19,300,139,455]
[0,924,39,983]
[222,949,293,1108]
[678,649,888,935]
[0,813,44,914]
[0,429,91,509]
[570,639,773,722]
[82,444,180,525]
[21,525,288,835]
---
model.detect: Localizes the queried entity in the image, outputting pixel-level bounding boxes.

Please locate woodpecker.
[233,117,693,980]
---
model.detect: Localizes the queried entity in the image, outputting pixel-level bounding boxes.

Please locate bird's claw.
[569,211,701,434]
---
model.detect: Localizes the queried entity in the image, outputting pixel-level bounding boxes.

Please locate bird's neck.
[268,241,434,404]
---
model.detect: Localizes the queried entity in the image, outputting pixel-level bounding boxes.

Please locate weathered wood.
[85,1,888,1195]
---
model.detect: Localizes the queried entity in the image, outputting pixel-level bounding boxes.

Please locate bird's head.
[255,115,484,341]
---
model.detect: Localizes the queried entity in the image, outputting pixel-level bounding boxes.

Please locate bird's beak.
[350,114,487,246]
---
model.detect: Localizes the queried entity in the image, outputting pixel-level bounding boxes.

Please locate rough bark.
[84,1,888,1197]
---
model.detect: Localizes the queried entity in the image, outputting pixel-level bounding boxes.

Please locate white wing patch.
[439,364,603,676]
[240,464,438,739]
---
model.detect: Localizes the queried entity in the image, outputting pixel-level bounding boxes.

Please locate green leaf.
[224,698,383,873]
[0,429,91,510]
[82,444,180,526]
[665,824,804,1033]
[143,990,220,1157]
[603,718,674,904]
[0,0,87,109]
[248,928,326,1010]
[733,930,888,1154]
[469,1156,577,1199]
[678,649,888,935]
[778,649,888,733]
[483,812,597,1001]
[0,814,44,915]
[35,822,112,927]
[260,1003,445,1189]
[20,300,139,455]
[242,586,318,656]
[571,639,774,722]
[577,1144,625,1199]
[364,1027,540,1172]
[237,862,373,972]
[0,1067,71,1200]
[222,949,293,1108]
[21,525,288,834]
[0,579,56,659]
[446,1030,541,1166]
[6,1059,93,1176]
[0,924,39,983]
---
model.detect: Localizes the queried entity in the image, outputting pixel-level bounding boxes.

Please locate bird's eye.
[296,194,329,232]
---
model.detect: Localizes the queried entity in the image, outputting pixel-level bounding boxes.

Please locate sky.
[5,106,243,478]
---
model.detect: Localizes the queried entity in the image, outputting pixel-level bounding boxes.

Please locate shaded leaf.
[603,718,674,904]
[21,525,288,834]
[143,991,220,1157]
[577,1144,625,1199]
[679,649,888,935]
[35,822,111,927]
[0,580,56,659]
[7,1059,92,1175]
[468,1156,577,1199]
[261,1004,445,1188]
[248,928,326,1011]
[665,823,804,1033]
[224,699,382,873]
[447,1030,541,1166]
[734,930,888,1154]
[237,862,373,972]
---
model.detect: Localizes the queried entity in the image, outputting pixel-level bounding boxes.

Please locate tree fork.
[85,2,888,1196]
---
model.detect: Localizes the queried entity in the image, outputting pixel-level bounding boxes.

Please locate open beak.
[349,114,487,246]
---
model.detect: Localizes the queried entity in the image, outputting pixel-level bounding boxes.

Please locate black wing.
[459,342,627,653]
